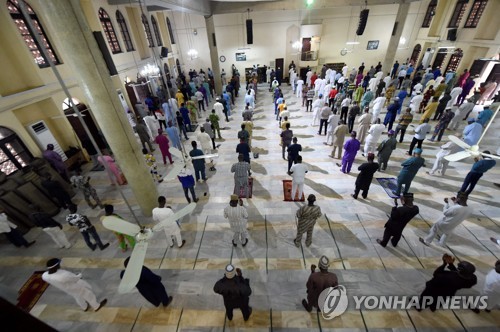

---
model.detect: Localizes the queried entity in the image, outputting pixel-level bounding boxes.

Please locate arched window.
[166,17,175,44]
[0,127,33,175]
[98,8,121,54]
[7,0,60,68]
[151,15,162,47]
[464,0,488,28]
[410,44,422,64]
[116,10,134,52]
[448,0,468,28]
[445,48,464,73]
[141,14,154,48]
[422,0,437,28]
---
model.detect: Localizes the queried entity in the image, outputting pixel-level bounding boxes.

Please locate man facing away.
[42,258,107,312]
[377,193,419,247]
[289,155,308,201]
[152,196,186,248]
[224,194,249,247]
[120,257,172,308]
[214,264,252,321]
[294,194,322,247]
[352,153,379,199]
[419,192,473,247]
[393,148,425,196]
[460,152,496,195]
[302,255,338,312]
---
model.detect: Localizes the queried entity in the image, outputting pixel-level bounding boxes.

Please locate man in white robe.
[481,261,500,311]
[197,127,213,155]
[42,258,106,311]
[311,96,323,126]
[152,196,186,248]
[342,65,349,77]
[427,142,462,176]
[224,194,249,247]
[409,91,423,114]
[419,192,473,247]
[296,78,304,98]
[306,70,313,87]
[214,98,225,122]
[325,113,340,145]
[143,112,160,139]
[363,119,385,155]
[356,108,372,144]
[371,94,386,123]
[448,86,463,108]
[447,100,475,131]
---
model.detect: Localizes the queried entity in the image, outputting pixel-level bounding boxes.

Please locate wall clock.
[219,55,226,62]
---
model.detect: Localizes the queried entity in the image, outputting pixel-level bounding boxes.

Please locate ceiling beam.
[107,0,211,15]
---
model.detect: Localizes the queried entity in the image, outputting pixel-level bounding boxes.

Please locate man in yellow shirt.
[420,96,439,124]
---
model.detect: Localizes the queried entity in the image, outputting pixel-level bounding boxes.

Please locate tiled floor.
[1,83,499,331]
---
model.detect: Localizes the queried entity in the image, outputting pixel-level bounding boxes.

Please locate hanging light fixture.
[292,41,301,50]
[140,63,160,77]
[187,48,198,59]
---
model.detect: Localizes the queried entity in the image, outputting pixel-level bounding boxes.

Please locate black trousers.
[158,120,167,130]
[210,136,216,149]
[183,186,197,202]
[460,171,483,195]
[379,227,402,247]
[395,125,407,143]
[288,157,297,172]
[353,185,369,199]
[4,228,29,247]
[198,100,205,111]
[408,137,423,155]
[433,109,443,121]
[226,301,251,321]
[348,116,355,133]
[306,99,312,112]
[319,119,328,135]
[340,107,349,123]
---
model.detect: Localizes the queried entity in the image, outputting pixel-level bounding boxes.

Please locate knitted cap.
[318,256,330,270]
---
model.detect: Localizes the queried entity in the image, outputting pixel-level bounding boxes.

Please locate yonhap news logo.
[318,285,348,319]
[318,285,489,320]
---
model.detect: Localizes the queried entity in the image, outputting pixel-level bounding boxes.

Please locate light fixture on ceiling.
[292,41,301,50]
[346,41,360,45]
[399,37,406,45]
[187,48,198,59]
[140,63,160,77]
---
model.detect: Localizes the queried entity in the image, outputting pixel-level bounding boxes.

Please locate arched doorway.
[445,48,463,73]
[0,126,32,175]
[61,98,107,153]
[410,44,422,65]
[432,48,448,70]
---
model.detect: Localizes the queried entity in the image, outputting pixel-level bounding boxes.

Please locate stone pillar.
[204,15,223,96]
[382,2,410,76]
[38,0,157,216]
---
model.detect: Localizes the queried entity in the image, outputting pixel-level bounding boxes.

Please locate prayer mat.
[237,177,253,198]
[17,271,49,312]
[282,180,305,201]
[376,177,400,198]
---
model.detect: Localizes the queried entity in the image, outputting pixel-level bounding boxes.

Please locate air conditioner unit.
[27,120,67,161]
[270,61,275,68]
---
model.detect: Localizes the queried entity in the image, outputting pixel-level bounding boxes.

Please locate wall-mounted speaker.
[93,31,118,76]
[160,47,169,58]
[212,33,217,47]
[447,28,457,41]
[356,9,369,36]
[246,19,253,44]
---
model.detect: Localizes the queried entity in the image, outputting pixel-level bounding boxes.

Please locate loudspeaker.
[356,9,369,36]
[212,32,217,47]
[447,28,457,41]
[246,19,253,44]
[160,47,169,57]
[92,31,118,76]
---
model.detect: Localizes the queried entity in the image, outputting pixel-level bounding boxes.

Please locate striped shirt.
[224,205,248,232]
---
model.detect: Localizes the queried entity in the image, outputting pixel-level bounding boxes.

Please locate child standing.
[70,169,103,209]
[142,149,163,183]
[102,205,135,252]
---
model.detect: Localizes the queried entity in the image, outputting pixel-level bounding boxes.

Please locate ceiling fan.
[445,106,499,161]
[102,202,196,293]
[164,147,219,181]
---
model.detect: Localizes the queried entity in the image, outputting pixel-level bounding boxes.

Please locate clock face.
[340,48,348,56]
[219,55,226,62]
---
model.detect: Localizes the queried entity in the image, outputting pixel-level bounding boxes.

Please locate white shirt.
[224,205,248,232]
[413,83,423,93]
[366,124,385,142]
[414,123,432,140]
[398,69,407,78]
[214,101,224,119]
[342,65,348,77]
[0,213,16,233]
[435,201,473,233]
[341,98,351,108]
[42,269,92,297]
[372,96,386,110]
[152,207,178,232]
[327,114,340,133]
[143,115,160,138]
[483,269,500,296]
[197,132,212,151]
[290,163,308,183]
[296,79,304,89]
[195,91,204,101]
[383,76,391,86]
[410,95,423,112]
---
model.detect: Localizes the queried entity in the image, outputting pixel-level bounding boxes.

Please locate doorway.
[275,58,284,83]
